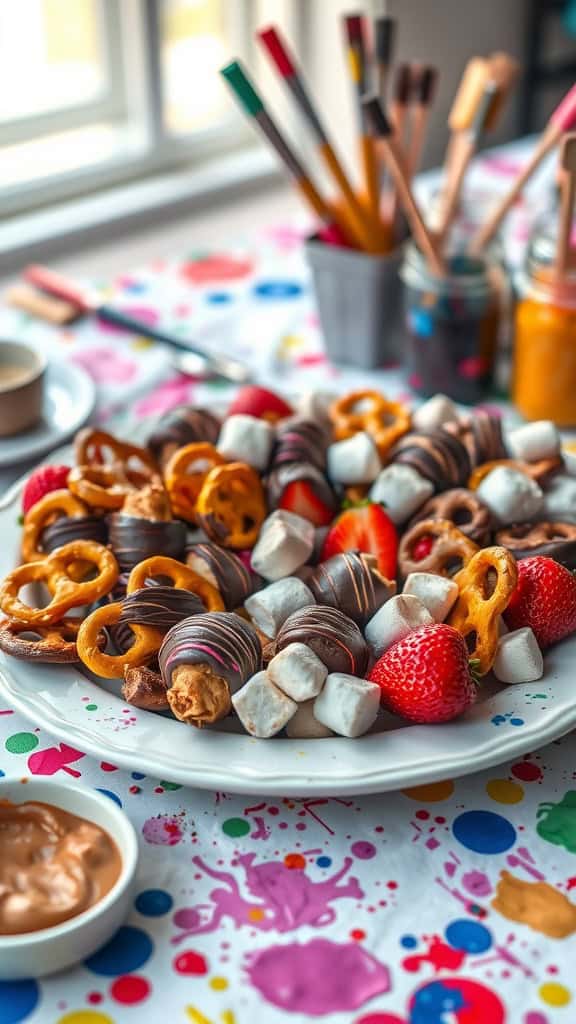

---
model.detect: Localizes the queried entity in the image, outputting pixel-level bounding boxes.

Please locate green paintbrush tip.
[221,60,264,118]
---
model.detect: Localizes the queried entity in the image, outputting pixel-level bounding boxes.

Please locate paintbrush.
[406,65,438,179]
[341,13,381,222]
[470,82,576,256]
[220,60,356,249]
[362,95,445,276]
[556,133,576,279]
[258,26,383,251]
[374,15,397,103]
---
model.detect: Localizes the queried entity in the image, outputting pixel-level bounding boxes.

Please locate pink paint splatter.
[247,938,390,1014]
[28,743,85,777]
[143,814,184,845]
[71,347,137,384]
[461,870,492,898]
[181,254,253,284]
[135,376,195,417]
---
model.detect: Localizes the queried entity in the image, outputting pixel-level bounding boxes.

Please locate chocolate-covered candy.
[408,488,493,545]
[496,521,576,570]
[108,514,186,572]
[267,462,338,515]
[271,417,330,472]
[186,542,257,610]
[461,411,507,468]
[275,606,368,676]
[146,406,221,466]
[159,612,262,693]
[120,586,205,631]
[308,553,396,627]
[390,431,471,491]
[42,514,107,553]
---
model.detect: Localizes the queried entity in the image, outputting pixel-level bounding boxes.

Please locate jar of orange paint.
[514,230,576,425]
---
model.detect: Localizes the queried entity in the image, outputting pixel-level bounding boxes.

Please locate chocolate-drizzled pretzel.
[408,488,493,546]
[390,431,471,491]
[186,542,257,611]
[496,521,576,570]
[398,518,479,580]
[308,552,396,627]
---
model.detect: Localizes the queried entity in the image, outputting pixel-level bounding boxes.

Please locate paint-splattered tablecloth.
[1,140,576,1024]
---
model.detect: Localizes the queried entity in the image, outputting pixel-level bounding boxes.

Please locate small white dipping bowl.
[0,777,139,979]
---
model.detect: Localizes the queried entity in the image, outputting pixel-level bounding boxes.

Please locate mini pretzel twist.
[21,489,88,563]
[330,389,411,456]
[163,442,225,522]
[448,545,518,676]
[126,556,224,611]
[76,602,164,679]
[67,465,137,510]
[0,617,94,664]
[398,518,479,579]
[0,541,119,626]
[195,462,266,549]
[75,427,157,476]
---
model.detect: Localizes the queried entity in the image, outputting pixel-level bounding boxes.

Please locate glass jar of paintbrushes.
[513,135,576,425]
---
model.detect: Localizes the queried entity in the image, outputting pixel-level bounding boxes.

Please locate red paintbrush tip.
[344,13,365,43]
[258,26,296,79]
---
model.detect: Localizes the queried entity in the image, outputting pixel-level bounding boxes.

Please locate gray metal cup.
[304,234,404,369]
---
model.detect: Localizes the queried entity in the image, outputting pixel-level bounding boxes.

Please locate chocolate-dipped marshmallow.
[146,406,220,466]
[274,606,369,676]
[390,431,471,491]
[187,542,257,610]
[159,612,262,726]
[308,552,395,627]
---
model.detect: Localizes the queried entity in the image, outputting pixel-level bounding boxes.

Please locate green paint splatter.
[85,704,98,711]
[159,780,181,791]
[222,817,250,838]
[537,791,576,853]
[5,732,39,754]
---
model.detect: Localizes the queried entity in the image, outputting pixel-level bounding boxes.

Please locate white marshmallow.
[543,475,576,523]
[477,466,544,526]
[232,671,297,737]
[314,673,380,738]
[403,572,459,622]
[218,414,274,471]
[245,578,314,639]
[506,420,560,463]
[250,510,315,582]
[327,432,381,485]
[268,642,327,701]
[298,391,337,425]
[412,394,459,433]
[286,699,334,738]
[492,627,544,684]
[370,464,434,525]
[364,594,433,658]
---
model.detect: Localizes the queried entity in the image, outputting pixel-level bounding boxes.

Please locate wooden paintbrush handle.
[360,134,381,219]
[435,134,475,245]
[378,138,445,276]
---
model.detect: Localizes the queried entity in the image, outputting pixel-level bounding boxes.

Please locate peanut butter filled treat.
[159,612,262,726]
[108,482,186,572]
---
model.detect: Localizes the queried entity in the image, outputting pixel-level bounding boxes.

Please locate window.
[0,0,257,219]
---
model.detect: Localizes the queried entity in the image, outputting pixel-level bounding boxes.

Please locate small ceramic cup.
[0,341,46,438]
[0,777,139,978]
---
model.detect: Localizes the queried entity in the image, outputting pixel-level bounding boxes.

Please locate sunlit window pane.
[161,0,230,135]
[0,0,105,122]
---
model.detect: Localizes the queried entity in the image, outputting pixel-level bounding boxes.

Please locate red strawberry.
[412,535,434,561]
[227,386,293,423]
[321,503,397,578]
[504,555,576,648]
[278,480,334,527]
[368,623,476,723]
[22,465,71,515]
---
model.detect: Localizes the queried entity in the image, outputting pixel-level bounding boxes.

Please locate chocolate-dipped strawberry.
[42,514,108,553]
[274,606,368,676]
[308,552,396,627]
[267,463,338,526]
[146,406,220,466]
[159,612,262,726]
[390,431,471,491]
[186,543,258,611]
[108,482,186,572]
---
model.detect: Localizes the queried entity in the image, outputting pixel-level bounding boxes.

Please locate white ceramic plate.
[0,457,575,796]
[0,360,95,467]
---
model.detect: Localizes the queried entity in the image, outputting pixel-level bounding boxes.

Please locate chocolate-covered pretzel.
[271,417,330,472]
[398,518,479,579]
[41,514,108,554]
[186,542,257,610]
[496,521,576,570]
[390,431,471,491]
[408,488,493,546]
[274,606,368,676]
[146,406,221,466]
[108,515,186,572]
[308,552,396,627]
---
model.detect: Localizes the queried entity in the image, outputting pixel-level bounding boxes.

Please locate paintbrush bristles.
[363,95,393,137]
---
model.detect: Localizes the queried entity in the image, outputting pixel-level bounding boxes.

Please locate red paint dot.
[295,823,307,831]
[547,964,559,974]
[284,853,306,869]
[434,816,446,824]
[511,761,542,782]
[87,992,102,1004]
[173,951,208,975]
[387,880,398,889]
[268,806,279,815]
[110,975,151,1005]
[415,810,429,820]
[154,787,163,793]
[129,785,141,794]
[350,928,366,940]
[374,826,384,833]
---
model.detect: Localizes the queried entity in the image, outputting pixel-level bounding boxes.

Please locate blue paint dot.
[445,919,492,953]
[135,889,173,916]
[409,309,434,337]
[206,291,233,304]
[95,788,122,807]
[316,856,332,868]
[400,934,418,948]
[0,979,40,1024]
[131,772,146,780]
[453,810,516,854]
[124,280,147,293]
[510,717,524,726]
[84,925,153,976]
[253,280,303,300]
[491,714,506,725]
[0,770,5,778]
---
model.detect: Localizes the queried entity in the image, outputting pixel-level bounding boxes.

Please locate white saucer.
[0,360,95,468]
